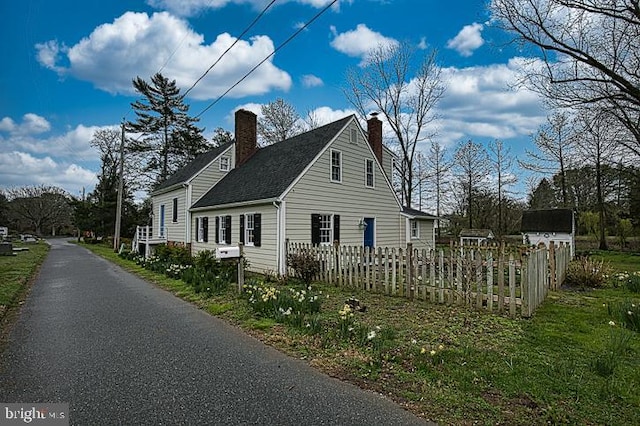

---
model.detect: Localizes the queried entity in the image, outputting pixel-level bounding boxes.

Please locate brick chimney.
[367,115,383,165]
[235,109,258,167]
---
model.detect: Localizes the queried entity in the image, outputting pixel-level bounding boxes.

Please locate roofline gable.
[185,143,234,186]
[278,115,355,200]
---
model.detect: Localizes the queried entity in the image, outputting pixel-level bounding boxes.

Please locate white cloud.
[0,151,97,196]
[446,22,484,57]
[147,0,343,17]
[301,74,323,88]
[306,106,356,125]
[0,114,51,136]
[330,24,398,66]
[35,11,291,100]
[432,58,547,146]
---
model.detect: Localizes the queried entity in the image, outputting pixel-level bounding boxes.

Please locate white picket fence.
[287,241,571,318]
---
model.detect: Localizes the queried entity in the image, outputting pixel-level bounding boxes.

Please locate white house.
[138,109,437,275]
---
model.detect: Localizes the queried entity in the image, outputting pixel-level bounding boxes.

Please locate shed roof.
[459,229,494,238]
[521,209,574,233]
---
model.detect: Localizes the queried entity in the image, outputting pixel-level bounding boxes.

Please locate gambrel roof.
[192,116,353,209]
[521,209,574,233]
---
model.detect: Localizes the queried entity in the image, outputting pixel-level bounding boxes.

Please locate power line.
[195,0,338,119]
[183,0,277,97]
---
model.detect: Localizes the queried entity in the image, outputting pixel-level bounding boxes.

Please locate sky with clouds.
[1,0,549,208]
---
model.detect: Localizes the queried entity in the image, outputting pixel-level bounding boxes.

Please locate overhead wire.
[195,0,338,119]
[183,0,277,97]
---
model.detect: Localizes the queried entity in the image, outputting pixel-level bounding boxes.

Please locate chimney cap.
[369,111,379,117]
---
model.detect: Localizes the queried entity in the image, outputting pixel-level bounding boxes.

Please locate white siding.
[191,203,278,273]
[152,188,187,243]
[191,145,235,203]
[284,120,405,248]
[407,218,435,251]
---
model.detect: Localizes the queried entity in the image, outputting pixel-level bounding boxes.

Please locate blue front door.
[363,218,375,248]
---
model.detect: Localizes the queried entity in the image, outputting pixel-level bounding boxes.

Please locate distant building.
[459,229,494,246]
[521,209,575,257]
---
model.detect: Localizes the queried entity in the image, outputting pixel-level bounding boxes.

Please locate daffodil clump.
[613,271,640,293]
[606,299,640,332]
[242,279,323,328]
[166,263,192,279]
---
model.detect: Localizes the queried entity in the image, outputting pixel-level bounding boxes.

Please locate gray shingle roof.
[521,209,574,233]
[153,143,232,193]
[402,206,437,219]
[192,116,354,209]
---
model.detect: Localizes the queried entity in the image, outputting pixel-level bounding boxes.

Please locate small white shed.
[521,209,575,257]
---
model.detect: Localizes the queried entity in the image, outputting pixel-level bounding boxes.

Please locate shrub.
[287,250,320,284]
[565,256,612,289]
[154,244,192,266]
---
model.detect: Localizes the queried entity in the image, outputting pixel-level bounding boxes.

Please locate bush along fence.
[287,241,572,318]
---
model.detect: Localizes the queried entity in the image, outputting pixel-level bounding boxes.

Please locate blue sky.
[0,0,547,207]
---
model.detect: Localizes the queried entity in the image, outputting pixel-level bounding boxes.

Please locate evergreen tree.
[128,73,210,188]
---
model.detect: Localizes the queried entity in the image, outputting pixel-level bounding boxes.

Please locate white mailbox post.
[215,246,240,259]
[215,245,244,291]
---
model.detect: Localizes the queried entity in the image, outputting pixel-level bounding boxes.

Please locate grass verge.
[83,243,640,425]
[0,241,50,316]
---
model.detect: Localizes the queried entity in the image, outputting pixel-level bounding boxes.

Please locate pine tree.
[128,73,209,187]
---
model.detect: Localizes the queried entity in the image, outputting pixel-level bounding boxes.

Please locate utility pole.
[113,120,125,251]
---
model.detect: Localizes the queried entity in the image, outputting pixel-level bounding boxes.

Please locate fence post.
[237,242,245,293]
[549,241,557,291]
[407,243,414,300]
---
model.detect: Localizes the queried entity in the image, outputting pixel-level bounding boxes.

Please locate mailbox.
[216,246,240,259]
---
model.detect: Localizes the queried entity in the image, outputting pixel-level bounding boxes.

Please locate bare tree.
[5,185,73,235]
[344,41,445,207]
[423,140,452,236]
[490,0,640,155]
[453,140,491,229]
[519,112,577,207]
[257,98,306,146]
[576,109,625,249]
[489,139,518,236]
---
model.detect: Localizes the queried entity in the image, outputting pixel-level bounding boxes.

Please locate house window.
[215,215,232,244]
[311,214,340,246]
[410,220,419,239]
[220,156,230,171]
[196,217,208,242]
[350,128,358,144]
[365,159,374,188]
[172,197,178,223]
[330,150,342,182]
[240,213,262,247]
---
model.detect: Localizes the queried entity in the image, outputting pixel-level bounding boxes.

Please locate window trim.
[365,158,375,188]
[196,216,208,243]
[219,155,230,171]
[330,149,342,183]
[410,220,420,239]
[245,213,255,247]
[311,214,340,246]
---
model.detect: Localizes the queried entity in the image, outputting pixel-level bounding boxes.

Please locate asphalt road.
[0,239,429,425]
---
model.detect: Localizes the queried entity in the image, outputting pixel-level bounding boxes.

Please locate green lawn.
[0,241,49,311]
[79,243,640,425]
